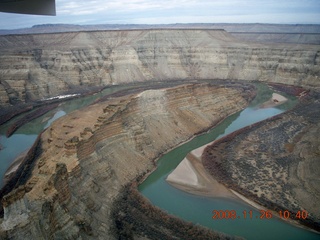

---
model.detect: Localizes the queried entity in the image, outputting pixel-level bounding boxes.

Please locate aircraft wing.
[0,0,56,16]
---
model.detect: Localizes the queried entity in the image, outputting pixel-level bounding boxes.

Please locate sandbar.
[259,92,288,108]
[166,147,320,234]
[166,150,237,199]
[3,149,29,185]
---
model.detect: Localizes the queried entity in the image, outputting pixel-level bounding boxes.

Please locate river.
[0,82,318,239]
[0,84,131,186]
[138,83,319,240]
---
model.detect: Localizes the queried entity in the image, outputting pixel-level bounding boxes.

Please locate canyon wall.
[202,90,320,231]
[0,83,254,239]
[0,29,319,108]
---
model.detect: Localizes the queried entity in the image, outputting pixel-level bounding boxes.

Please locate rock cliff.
[0,29,319,108]
[202,90,320,231]
[0,83,254,239]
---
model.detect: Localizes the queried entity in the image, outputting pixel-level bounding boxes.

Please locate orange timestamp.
[212,209,308,220]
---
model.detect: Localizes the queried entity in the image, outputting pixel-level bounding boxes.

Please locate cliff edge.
[0,29,319,110]
[0,83,254,239]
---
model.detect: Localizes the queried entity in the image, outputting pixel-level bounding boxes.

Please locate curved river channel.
[138,83,319,240]
[0,82,319,239]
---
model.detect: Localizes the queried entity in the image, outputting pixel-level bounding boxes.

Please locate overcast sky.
[0,0,319,29]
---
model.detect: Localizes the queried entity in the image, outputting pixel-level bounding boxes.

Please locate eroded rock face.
[202,91,320,231]
[0,29,319,107]
[0,83,254,239]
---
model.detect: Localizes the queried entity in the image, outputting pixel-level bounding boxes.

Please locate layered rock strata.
[0,83,254,239]
[231,32,320,45]
[202,90,320,231]
[0,29,319,109]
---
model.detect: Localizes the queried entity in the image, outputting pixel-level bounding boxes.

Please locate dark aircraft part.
[0,0,56,16]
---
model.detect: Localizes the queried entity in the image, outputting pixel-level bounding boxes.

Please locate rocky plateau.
[0,29,319,111]
[0,28,319,239]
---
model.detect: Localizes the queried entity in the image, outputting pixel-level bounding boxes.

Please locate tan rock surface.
[0,29,319,108]
[0,83,253,239]
[202,91,320,231]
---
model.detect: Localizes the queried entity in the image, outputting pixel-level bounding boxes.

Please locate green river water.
[0,82,318,239]
[138,83,320,240]
[0,85,130,186]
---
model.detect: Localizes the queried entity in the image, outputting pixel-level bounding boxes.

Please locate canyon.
[0,29,319,112]
[0,82,254,239]
[202,88,320,231]
[0,27,319,239]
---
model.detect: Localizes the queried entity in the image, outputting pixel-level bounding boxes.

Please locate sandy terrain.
[166,90,320,234]
[4,150,29,177]
[166,151,237,199]
[167,144,273,207]
[166,135,320,234]
[259,92,288,108]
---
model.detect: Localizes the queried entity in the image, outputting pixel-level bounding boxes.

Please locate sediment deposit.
[0,83,254,239]
[0,29,319,110]
[202,90,320,231]
[6,102,59,137]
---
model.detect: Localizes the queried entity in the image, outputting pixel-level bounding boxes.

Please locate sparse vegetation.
[202,89,320,232]
[111,182,243,240]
